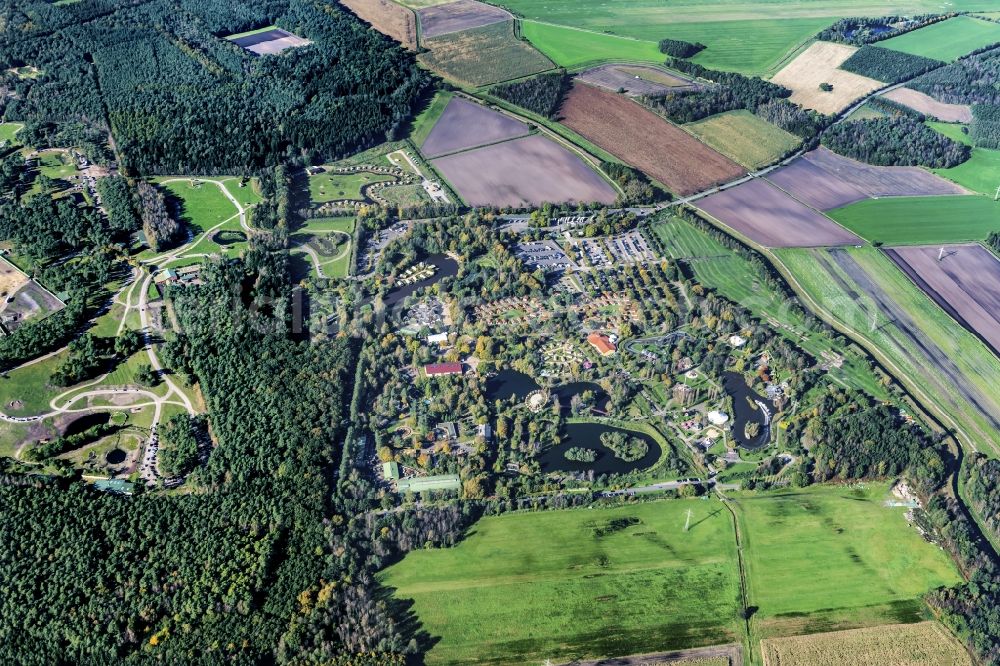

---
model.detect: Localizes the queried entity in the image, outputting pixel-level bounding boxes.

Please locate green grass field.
[828,195,1000,245]
[219,177,262,209]
[878,16,1000,62]
[503,0,1000,73]
[927,123,1000,196]
[652,217,888,398]
[292,217,355,279]
[382,484,960,664]
[308,170,395,204]
[380,499,742,665]
[153,179,239,237]
[685,110,800,169]
[737,484,960,641]
[520,21,663,69]
[927,121,973,146]
[935,149,1000,196]
[0,122,24,145]
[420,20,554,87]
[410,91,454,147]
[774,246,1000,456]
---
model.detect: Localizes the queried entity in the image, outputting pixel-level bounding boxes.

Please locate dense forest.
[489,71,567,118]
[658,38,705,58]
[910,46,1000,106]
[821,116,969,167]
[839,46,943,83]
[0,0,430,174]
[645,61,824,138]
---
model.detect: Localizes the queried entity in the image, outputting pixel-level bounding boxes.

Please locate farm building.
[587,332,616,356]
[424,362,463,376]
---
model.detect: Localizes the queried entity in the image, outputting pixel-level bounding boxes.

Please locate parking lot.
[515,240,577,271]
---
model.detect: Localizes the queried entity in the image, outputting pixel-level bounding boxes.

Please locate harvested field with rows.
[420,97,529,158]
[339,0,417,49]
[417,0,510,39]
[576,64,698,97]
[558,82,744,196]
[771,41,883,114]
[761,621,971,666]
[697,179,861,248]
[431,134,617,207]
[881,88,972,122]
[419,20,553,87]
[767,147,967,211]
[887,244,1000,355]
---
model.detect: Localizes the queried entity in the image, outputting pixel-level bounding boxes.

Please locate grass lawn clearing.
[828,195,1000,245]
[878,15,1000,62]
[0,122,24,145]
[381,498,742,665]
[153,179,239,237]
[308,170,395,204]
[686,110,800,170]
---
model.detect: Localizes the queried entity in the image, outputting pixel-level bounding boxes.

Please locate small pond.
[106,448,127,465]
[486,372,611,413]
[63,412,110,437]
[486,369,540,402]
[539,422,661,475]
[553,381,611,414]
[722,371,770,450]
[383,253,459,309]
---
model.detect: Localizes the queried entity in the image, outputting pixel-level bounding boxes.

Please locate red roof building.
[424,362,463,376]
[587,332,616,356]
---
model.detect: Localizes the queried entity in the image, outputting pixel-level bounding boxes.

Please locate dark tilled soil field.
[420,97,530,158]
[804,147,967,198]
[417,0,510,39]
[558,82,745,196]
[766,158,870,211]
[431,134,617,207]
[887,244,1000,355]
[697,179,862,248]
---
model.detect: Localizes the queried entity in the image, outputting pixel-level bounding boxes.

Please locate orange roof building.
[587,332,616,356]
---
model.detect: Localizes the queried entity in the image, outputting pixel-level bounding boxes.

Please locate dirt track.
[558,82,745,196]
[697,179,861,248]
[886,244,1000,355]
[562,643,741,666]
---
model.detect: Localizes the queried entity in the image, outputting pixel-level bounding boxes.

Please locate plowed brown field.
[340,0,417,49]
[558,83,745,196]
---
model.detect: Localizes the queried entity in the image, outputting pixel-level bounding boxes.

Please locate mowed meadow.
[736,484,961,641]
[382,484,960,664]
[381,499,743,665]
